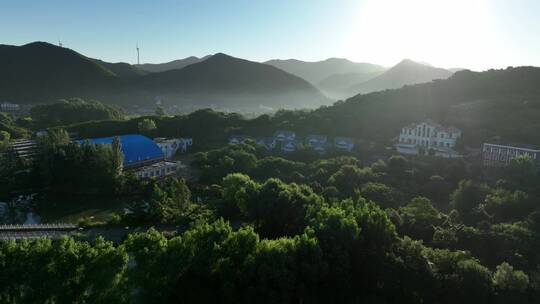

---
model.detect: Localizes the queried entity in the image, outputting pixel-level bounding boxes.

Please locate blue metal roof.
[79,134,163,167]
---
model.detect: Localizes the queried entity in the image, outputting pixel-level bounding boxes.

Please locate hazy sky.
[2,0,539,70]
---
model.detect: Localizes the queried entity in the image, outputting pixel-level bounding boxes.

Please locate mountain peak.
[347,59,453,95]
[22,41,60,49]
[208,53,234,60]
[396,58,421,66]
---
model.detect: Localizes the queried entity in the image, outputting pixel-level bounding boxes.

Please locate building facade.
[482,143,540,167]
[133,161,181,179]
[396,120,462,158]
[154,138,193,159]
[0,102,20,112]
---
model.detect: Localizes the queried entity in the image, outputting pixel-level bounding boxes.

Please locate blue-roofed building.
[80,134,164,168]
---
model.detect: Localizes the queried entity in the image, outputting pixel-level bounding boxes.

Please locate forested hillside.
[65,66,540,150]
[0,42,328,111]
[316,66,540,146]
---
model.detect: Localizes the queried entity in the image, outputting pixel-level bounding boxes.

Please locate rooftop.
[80,134,164,167]
[484,142,540,151]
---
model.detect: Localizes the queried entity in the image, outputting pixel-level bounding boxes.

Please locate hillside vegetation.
[0,42,327,111]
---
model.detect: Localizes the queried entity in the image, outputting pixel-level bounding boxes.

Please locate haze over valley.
[1,41,463,112]
[2,1,540,303]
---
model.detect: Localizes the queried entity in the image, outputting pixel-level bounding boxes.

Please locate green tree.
[493,262,530,302]
[505,155,539,190]
[138,118,157,137]
[450,180,489,224]
[399,197,442,242]
[360,182,401,209]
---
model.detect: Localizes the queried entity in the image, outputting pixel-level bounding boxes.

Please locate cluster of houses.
[394,119,540,167]
[229,130,355,154]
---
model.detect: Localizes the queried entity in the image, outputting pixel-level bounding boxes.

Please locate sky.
[1,0,540,70]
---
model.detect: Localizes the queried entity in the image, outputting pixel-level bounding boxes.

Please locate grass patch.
[36,197,125,224]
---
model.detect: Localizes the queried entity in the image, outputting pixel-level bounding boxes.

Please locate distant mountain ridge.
[346,59,453,96]
[265,58,386,84]
[131,53,328,110]
[136,55,211,73]
[0,42,327,111]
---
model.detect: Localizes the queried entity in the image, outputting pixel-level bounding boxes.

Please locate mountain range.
[0,42,327,111]
[135,56,211,73]
[0,41,463,112]
[344,59,454,98]
[264,58,455,100]
[264,58,386,84]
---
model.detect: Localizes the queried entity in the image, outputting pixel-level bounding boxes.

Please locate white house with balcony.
[396,119,462,158]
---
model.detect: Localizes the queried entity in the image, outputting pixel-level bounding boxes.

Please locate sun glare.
[346,0,497,69]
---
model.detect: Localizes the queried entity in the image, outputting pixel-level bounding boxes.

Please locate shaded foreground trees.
[2,171,539,303]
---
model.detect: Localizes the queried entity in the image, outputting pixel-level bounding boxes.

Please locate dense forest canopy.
[2,60,540,303]
[30,98,125,127]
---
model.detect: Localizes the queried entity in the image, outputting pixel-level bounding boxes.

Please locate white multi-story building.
[396,119,462,158]
[154,138,193,159]
[482,143,540,167]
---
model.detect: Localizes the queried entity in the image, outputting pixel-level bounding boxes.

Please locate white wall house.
[396,119,462,158]
[155,138,193,159]
[133,161,181,179]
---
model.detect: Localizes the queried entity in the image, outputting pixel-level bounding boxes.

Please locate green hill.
[135,55,211,73]
[306,66,540,146]
[91,58,148,78]
[0,43,327,111]
[130,53,329,111]
[346,59,453,96]
[0,42,118,102]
